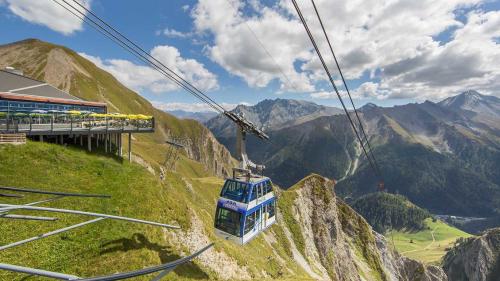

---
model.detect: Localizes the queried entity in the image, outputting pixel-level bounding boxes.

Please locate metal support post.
[128,133,132,162]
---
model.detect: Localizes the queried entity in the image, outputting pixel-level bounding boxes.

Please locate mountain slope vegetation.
[0,142,447,280]
[351,192,431,233]
[206,93,500,218]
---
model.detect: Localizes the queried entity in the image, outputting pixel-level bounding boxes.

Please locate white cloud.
[3,0,90,35]
[192,0,500,100]
[152,101,245,112]
[79,44,218,94]
[379,9,500,100]
[310,91,338,99]
[162,28,192,38]
[192,0,315,92]
[311,82,391,101]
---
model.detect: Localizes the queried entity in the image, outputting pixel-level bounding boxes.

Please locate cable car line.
[56,0,268,141]
[0,186,110,198]
[290,0,379,178]
[310,0,384,180]
[53,0,223,114]
[0,204,181,229]
[0,243,213,280]
[68,0,227,113]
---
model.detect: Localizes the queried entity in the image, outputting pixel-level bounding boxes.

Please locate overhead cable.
[310,0,383,180]
[290,0,379,178]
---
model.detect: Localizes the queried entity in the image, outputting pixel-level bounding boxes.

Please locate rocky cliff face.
[276,174,446,281]
[443,228,500,281]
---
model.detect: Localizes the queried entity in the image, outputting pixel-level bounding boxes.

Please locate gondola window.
[221,180,248,202]
[215,207,241,236]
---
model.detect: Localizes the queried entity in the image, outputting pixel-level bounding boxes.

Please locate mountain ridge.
[206,92,500,219]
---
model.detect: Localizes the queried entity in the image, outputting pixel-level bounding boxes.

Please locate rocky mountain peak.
[206,98,343,136]
[438,90,500,121]
[440,90,489,108]
[360,102,379,112]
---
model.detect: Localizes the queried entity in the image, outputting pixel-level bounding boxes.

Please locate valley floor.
[387,218,472,264]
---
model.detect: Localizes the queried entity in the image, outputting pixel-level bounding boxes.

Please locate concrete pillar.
[87,134,91,152]
[60,135,64,145]
[39,135,43,142]
[80,135,83,146]
[73,135,77,144]
[128,133,132,162]
[96,134,99,148]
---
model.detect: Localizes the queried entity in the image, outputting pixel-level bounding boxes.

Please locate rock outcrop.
[443,228,500,281]
[278,174,447,281]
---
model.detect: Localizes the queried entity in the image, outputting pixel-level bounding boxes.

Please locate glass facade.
[0,99,105,113]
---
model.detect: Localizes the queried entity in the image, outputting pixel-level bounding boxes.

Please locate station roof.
[0,70,106,107]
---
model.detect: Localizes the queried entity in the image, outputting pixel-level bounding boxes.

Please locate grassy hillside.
[387,218,472,265]
[0,141,311,280]
[351,192,431,233]
[0,38,235,177]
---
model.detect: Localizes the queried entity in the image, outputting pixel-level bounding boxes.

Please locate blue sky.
[1,0,499,112]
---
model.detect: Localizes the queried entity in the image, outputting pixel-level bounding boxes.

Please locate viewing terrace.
[0,68,156,161]
[0,111,154,135]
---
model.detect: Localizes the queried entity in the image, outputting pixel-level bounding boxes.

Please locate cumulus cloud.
[2,0,89,35]
[161,28,192,38]
[152,101,245,112]
[310,82,390,101]
[380,9,500,100]
[79,45,218,94]
[192,0,315,92]
[192,0,500,100]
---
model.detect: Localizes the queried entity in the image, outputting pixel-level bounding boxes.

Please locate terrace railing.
[0,113,154,135]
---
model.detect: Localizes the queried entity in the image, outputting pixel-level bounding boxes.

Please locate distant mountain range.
[166,109,218,123]
[206,91,500,218]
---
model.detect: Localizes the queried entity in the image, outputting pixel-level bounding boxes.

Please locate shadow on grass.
[100,233,209,279]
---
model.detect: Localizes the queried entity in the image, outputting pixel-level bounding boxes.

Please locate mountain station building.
[0,67,154,161]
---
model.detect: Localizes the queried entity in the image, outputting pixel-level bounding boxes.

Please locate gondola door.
[255,206,262,232]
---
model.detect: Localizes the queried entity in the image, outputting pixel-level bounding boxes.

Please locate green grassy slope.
[387,218,472,264]
[0,39,235,176]
[0,142,309,280]
[0,142,191,280]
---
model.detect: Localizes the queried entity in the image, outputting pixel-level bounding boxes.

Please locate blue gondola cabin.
[214,176,276,244]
